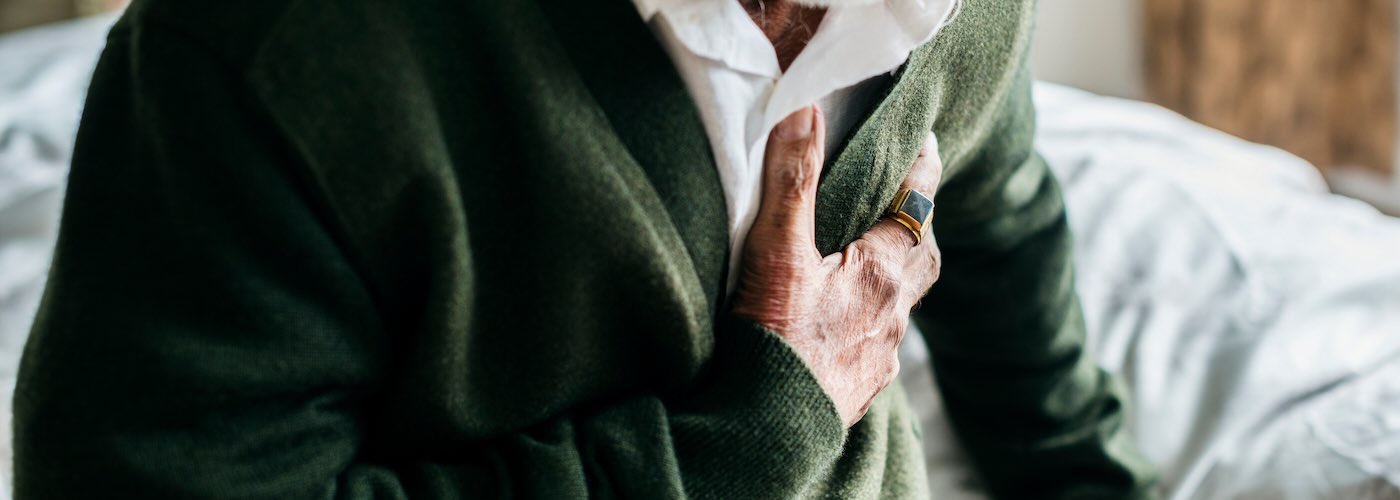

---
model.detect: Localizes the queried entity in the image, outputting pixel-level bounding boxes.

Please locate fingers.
[749,105,826,259]
[852,132,945,263]
[901,133,944,298]
[901,231,941,305]
[907,132,945,194]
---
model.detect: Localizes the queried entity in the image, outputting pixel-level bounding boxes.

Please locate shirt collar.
[634,0,961,153]
[633,0,959,79]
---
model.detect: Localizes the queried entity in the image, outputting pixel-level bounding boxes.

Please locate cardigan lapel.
[813,43,943,256]
[540,0,732,313]
[540,0,946,300]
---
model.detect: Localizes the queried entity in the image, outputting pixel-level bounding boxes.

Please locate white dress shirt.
[633,0,960,293]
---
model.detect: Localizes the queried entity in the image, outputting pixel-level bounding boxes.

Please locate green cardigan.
[14,0,1157,497]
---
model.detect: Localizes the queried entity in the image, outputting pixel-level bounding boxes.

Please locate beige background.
[0,0,75,33]
[1030,0,1400,211]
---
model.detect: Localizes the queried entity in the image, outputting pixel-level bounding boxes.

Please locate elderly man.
[15,0,1156,497]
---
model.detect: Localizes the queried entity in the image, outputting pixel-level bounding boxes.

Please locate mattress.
[3,14,1400,499]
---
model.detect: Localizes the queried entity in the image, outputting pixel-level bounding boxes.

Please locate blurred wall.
[1031,0,1146,100]
[1031,0,1400,212]
[0,0,125,33]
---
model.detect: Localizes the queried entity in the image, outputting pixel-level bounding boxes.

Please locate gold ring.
[884,188,935,244]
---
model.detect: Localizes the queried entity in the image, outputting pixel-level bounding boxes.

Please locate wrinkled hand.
[733,105,944,428]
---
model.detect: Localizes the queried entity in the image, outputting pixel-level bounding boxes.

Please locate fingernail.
[776,105,815,141]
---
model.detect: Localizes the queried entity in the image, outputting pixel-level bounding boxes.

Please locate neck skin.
[740,0,827,71]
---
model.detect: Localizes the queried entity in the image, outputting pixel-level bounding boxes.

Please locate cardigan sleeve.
[910,57,1159,498]
[12,26,847,500]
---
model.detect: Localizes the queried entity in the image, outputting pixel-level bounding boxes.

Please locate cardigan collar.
[540,0,950,311]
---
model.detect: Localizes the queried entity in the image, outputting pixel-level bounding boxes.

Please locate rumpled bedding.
[2,14,1399,499]
[1036,84,1400,499]
[901,85,1400,499]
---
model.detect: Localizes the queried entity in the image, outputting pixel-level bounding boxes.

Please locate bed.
[3,14,1399,499]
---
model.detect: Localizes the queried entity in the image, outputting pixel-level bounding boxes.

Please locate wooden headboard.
[1145,0,1396,176]
[0,0,124,34]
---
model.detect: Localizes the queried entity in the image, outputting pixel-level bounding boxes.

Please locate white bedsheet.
[1040,83,1400,499]
[3,15,1400,499]
[901,85,1400,499]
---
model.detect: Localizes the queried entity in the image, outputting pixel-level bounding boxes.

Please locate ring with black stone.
[884,188,935,244]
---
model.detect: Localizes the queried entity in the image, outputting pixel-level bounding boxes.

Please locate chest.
[249,0,950,444]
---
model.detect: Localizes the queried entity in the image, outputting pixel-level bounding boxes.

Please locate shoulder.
[911,0,1038,169]
[920,0,1036,113]
[112,0,496,74]
[112,0,302,70]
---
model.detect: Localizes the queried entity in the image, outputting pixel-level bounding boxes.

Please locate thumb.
[749,105,826,256]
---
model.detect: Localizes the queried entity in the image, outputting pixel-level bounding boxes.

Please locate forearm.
[19,311,842,499]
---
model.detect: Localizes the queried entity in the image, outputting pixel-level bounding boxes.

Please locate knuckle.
[915,239,942,281]
[865,229,909,262]
[922,248,941,282]
[925,236,942,258]
[911,134,945,192]
[842,240,872,269]
[848,248,901,304]
[775,144,821,194]
[926,166,944,193]
[912,167,941,195]
[773,159,804,194]
[862,255,902,297]
[892,317,909,339]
